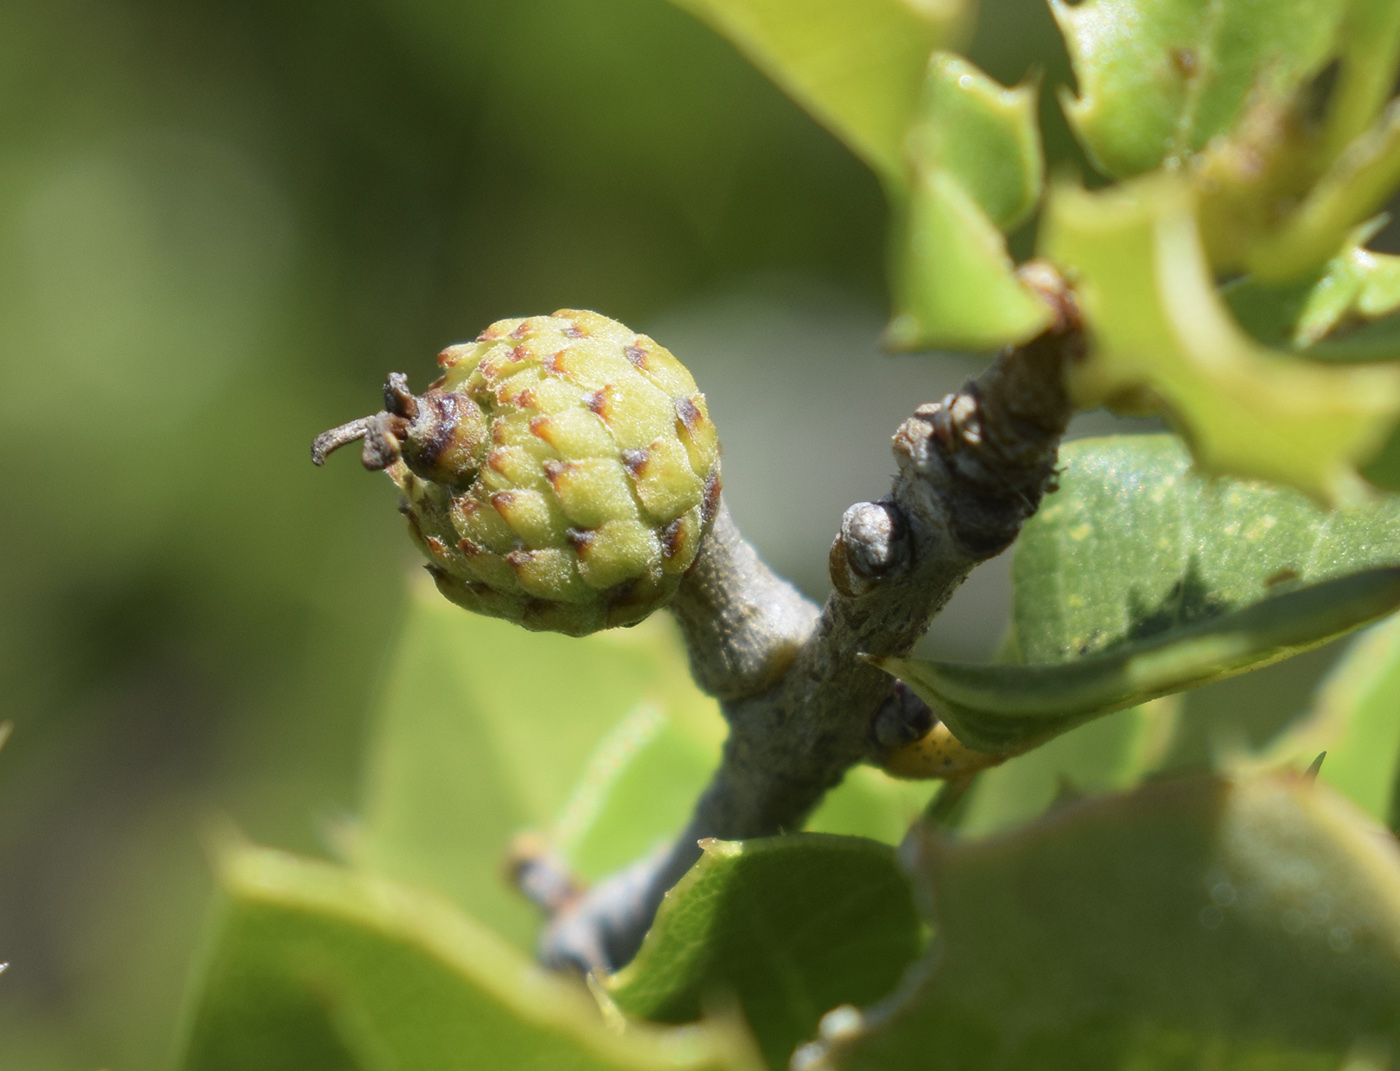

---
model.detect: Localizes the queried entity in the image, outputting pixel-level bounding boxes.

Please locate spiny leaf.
[666,0,973,183]
[1053,0,1346,179]
[1225,219,1400,357]
[1040,176,1400,502]
[1247,101,1400,283]
[879,435,1400,753]
[885,53,1051,351]
[1012,436,1400,664]
[178,844,757,1071]
[606,835,921,1071]
[804,772,1400,1070]
[1263,614,1400,830]
[878,567,1400,753]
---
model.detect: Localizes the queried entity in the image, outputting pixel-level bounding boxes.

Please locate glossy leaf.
[607,835,922,1071]
[178,844,756,1071]
[804,773,1400,1070]
[885,54,1051,352]
[666,0,972,182]
[879,435,1400,751]
[1012,436,1400,662]
[880,567,1400,752]
[1054,0,1345,178]
[1041,176,1400,502]
[354,577,722,946]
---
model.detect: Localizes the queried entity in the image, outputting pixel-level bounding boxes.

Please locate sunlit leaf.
[880,568,1400,752]
[178,843,756,1071]
[1053,0,1345,178]
[1247,103,1400,282]
[1324,0,1400,157]
[666,0,973,182]
[1012,436,1400,663]
[354,577,720,946]
[607,835,921,1071]
[885,54,1051,351]
[879,435,1400,752]
[1041,176,1400,502]
[1225,219,1400,357]
[804,773,1400,1070]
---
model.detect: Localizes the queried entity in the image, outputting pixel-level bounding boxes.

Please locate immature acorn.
[312,310,721,635]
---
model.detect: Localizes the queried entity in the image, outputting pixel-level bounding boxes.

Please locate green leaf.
[1013,435,1400,662]
[1054,0,1345,178]
[607,835,922,1071]
[1224,219,1400,356]
[885,54,1052,352]
[805,772,1400,1070]
[178,843,757,1071]
[550,701,720,881]
[879,568,1400,752]
[1264,615,1400,829]
[877,434,1400,752]
[804,766,934,845]
[1041,176,1400,502]
[1247,103,1400,283]
[666,0,973,183]
[354,577,721,946]
[907,53,1042,231]
[1324,0,1400,158]
[956,697,1180,837]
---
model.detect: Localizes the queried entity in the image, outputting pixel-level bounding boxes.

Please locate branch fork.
[517,268,1083,973]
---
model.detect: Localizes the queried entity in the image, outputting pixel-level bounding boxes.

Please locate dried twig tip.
[311,417,376,466]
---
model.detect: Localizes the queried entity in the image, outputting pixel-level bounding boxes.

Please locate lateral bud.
[828,500,910,596]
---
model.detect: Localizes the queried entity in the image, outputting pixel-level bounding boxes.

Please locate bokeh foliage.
[6,0,1400,1067]
[0,0,890,1064]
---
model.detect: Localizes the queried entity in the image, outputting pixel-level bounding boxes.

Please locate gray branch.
[524,279,1081,973]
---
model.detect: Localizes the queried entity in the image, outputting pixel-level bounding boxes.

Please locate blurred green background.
[2,1,1392,1067]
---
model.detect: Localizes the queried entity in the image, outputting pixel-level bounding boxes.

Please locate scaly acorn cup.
[312,310,722,635]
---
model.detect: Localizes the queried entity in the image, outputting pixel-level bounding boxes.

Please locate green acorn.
[313,310,721,635]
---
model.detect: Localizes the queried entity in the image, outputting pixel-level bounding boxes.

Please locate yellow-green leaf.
[1263,615,1400,829]
[1324,0,1400,158]
[886,54,1051,351]
[1054,0,1345,178]
[1225,219,1400,357]
[607,835,921,1071]
[666,0,973,183]
[1247,102,1400,283]
[178,844,757,1071]
[354,577,722,946]
[1041,175,1400,503]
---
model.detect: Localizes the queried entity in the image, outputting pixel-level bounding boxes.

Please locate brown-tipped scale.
[312,310,722,635]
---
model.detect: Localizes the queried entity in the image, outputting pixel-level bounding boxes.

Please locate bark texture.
[526,284,1082,972]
